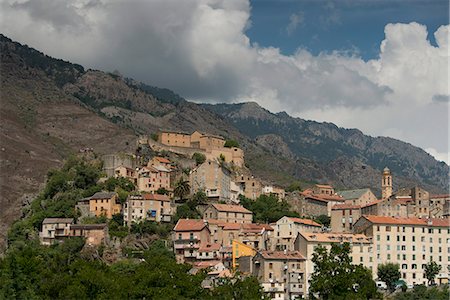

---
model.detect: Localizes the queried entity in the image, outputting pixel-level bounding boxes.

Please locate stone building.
[252,251,307,300]
[353,215,450,286]
[203,203,252,224]
[40,218,73,245]
[69,223,109,246]
[272,216,322,251]
[123,193,173,225]
[330,204,361,233]
[190,160,231,202]
[88,192,122,219]
[173,219,211,264]
[337,188,377,206]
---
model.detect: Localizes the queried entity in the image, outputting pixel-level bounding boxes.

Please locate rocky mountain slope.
[203,102,449,191]
[1,35,448,248]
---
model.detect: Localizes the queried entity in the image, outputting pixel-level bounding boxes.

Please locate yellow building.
[89,192,122,219]
[232,239,256,269]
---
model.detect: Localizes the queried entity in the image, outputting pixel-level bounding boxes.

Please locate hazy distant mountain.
[1,34,448,248]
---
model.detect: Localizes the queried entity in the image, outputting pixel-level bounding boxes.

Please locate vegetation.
[239,194,299,223]
[309,243,380,300]
[424,261,441,286]
[394,284,449,300]
[130,220,173,238]
[286,181,302,192]
[377,263,401,292]
[313,215,331,228]
[224,139,239,148]
[174,178,191,201]
[192,152,206,165]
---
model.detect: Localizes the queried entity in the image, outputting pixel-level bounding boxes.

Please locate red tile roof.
[362,215,450,227]
[260,250,306,260]
[198,243,221,252]
[174,219,208,231]
[431,194,450,199]
[211,204,251,214]
[221,223,242,230]
[193,260,222,269]
[332,204,361,210]
[154,157,171,164]
[142,193,171,202]
[299,232,371,243]
[361,199,384,208]
[288,217,322,227]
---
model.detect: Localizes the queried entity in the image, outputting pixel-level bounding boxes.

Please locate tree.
[174,178,190,201]
[309,243,380,299]
[156,187,169,195]
[240,194,299,223]
[286,181,302,192]
[394,284,449,300]
[224,139,239,148]
[377,263,401,292]
[192,152,206,165]
[314,215,331,228]
[424,261,441,285]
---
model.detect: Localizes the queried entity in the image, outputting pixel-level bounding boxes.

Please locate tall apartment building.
[203,203,253,224]
[353,215,450,286]
[294,232,373,295]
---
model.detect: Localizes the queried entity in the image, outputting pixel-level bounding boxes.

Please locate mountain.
[1,34,448,248]
[202,102,449,192]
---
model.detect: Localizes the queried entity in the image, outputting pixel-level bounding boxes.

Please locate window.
[387,245,391,251]
[412,255,416,260]
[178,234,182,240]
[421,237,425,242]
[402,264,407,269]
[190,233,194,240]
[397,236,400,242]
[412,264,417,269]
[387,254,391,260]
[430,247,433,253]
[402,236,406,242]
[387,235,390,241]
[269,263,273,269]
[386,226,391,232]
[377,235,380,241]
[428,228,433,234]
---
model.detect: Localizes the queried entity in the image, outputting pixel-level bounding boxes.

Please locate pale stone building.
[330,204,361,233]
[123,193,173,225]
[136,165,171,193]
[353,215,450,286]
[190,160,231,202]
[235,174,262,200]
[203,203,252,224]
[337,188,377,206]
[273,216,322,251]
[40,218,73,245]
[262,185,286,200]
[252,251,307,300]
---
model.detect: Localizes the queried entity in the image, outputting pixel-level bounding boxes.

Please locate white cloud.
[286,11,304,36]
[0,0,448,158]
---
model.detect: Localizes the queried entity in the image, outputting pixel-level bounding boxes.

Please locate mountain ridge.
[1,34,448,248]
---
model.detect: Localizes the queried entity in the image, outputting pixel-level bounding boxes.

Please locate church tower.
[381,167,393,199]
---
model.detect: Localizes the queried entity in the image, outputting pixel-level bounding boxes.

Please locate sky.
[1,0,449,164]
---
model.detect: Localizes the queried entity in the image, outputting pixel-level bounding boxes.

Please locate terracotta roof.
[299,232,371,243]
[142,193,171,202]
[211,204,251,214]
[287,217,322,227]
[428,218,450,227]
[199,243,221,252]
[90,192,117,199]
[259,250,306,260]
[154,157,171,163]
[193,260,222,269]
[361,215,450,227]
[221,223,242,230]
[332,204,361,210]
[431,194,450,199]
[174,219,208,231]
[314,194,344,201]
[42,218,73,224]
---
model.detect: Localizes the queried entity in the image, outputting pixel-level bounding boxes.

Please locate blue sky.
[246,0,449,60]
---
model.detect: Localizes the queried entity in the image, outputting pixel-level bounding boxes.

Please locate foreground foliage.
[309,243,381,300]
[394,284,449,300]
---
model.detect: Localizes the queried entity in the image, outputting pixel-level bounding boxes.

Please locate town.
[38,130,449,299]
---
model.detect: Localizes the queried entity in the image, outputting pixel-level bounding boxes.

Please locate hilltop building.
[190,160,231,202]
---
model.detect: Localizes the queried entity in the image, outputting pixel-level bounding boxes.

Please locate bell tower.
[381,167,393,199]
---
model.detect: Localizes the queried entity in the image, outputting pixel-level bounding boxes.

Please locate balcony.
[174,239,200,249]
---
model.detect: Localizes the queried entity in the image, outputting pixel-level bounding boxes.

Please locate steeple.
[381,167,392,199]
